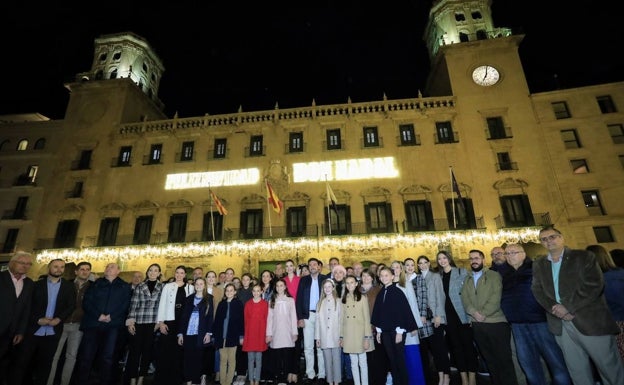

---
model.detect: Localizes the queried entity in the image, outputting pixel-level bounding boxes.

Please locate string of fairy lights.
[35,228,540,264]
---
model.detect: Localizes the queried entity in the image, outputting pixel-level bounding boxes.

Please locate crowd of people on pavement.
[1,225,623,385]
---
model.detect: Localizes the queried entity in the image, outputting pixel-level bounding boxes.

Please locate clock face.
[472,65,500,86]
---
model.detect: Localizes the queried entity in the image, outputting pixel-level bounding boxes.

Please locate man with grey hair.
[0,251,35,375]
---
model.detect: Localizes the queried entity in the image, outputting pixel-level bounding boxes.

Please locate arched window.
[17,139,28,151]
[34,138,46,149]
[110,68,118,79]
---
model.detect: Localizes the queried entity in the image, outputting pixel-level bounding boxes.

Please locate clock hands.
[483,66,488,81]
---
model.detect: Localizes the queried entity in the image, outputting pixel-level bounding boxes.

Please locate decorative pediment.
[241,193,266,206]
[132,200,160,211]
[493,177,529,190]
[58,204,85,220]
[165,199,194,209]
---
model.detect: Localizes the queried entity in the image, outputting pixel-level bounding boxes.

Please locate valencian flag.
[326,181,339,215]
[266,180,283,215]
[210,189,228,215]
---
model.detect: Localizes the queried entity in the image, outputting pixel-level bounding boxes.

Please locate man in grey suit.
[532,225,624,385]
[0,251,35,383]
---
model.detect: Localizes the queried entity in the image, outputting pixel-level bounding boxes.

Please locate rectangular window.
[363,126,379,147]
[241,209,263,239]
[117,146,132,166]
[13,196,28,219]
[133,215,153,244]
[326,205,350,235]
[608,124,624,144]
[496,152,516,171]
[435,121,456,144]
[570,159,589,173]
[250,135,263,156]
[97,217,119,246]
[445,198,477,230]
[619,155,624,169]
[597,95,617,113]
[326,129,342,150]
[69,181,84,198]
[214,138,227,159]
[405,200,434,231]
[366,202,392,233]
[54,219,79,248]
[593,226,615,243]
[289,132,303,153]
[486,117,509,139]
[500,195,535,227]
[552,101,571,119]
[287,206,307,236]
[561,129,581,149]
[582,190,605,215]
[27,165,38,183]
[180,141,194,161]
[149,144,162,164]
[202,212,224,241]
[168,213,187,243]
[399,124,418,146]
[77,150,92,169]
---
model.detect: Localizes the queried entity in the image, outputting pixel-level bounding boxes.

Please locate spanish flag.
[266,180,283,215]
[209,189,228,216]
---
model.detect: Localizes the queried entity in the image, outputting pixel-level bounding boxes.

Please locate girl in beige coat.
[315,278,343,385]
[341,275,373,385]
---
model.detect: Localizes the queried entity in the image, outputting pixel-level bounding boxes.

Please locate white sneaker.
[200,374,207,385]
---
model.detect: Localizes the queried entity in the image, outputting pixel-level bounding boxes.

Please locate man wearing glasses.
[499,243,571,385]
[531,225,624,385]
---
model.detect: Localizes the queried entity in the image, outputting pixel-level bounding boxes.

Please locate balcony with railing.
[494,212,551,229]
[496,162,518,172]
[396,134,421,146]
[434,132,460,144]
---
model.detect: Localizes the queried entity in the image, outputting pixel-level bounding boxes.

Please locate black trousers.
[9,333,60,385]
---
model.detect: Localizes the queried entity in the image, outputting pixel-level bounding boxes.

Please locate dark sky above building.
[1,1,621,120]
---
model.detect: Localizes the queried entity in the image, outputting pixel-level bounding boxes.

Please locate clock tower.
[423,0,529,99]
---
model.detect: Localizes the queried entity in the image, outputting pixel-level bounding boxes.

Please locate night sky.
[1,1,621,120]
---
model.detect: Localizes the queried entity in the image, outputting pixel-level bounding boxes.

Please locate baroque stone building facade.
[1,0,623,277]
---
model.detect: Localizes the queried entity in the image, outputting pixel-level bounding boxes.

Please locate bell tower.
[423,0,527,97]
[77,32,165,105]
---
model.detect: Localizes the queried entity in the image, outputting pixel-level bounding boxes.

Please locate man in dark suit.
[0,251,35,383]
[9,258,76,385]
[295,257,327,383]
[532,225,624,385]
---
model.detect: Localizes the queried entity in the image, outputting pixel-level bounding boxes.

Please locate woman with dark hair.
[416,255,451,385]
[213,283,245,385]
[266,278,299,384]
[125,263,164,385]
[178,277,214,385]
[342,275,373,385]
[586,244,624,360]
[204,270,223,384]
[360,268,387,385]
[437,251,478,385]
[259,269,275,302]
[154,265,194,385]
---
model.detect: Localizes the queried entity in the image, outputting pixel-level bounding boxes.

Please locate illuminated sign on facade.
[292,157,399,182]
[165,168,260,190]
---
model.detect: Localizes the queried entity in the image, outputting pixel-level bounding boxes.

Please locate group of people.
[1,224,623,385]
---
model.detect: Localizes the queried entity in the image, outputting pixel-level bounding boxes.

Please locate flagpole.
[450,167,457,229]
[209,185,216,241]
[325,174,332,235]
[265,179,273,237]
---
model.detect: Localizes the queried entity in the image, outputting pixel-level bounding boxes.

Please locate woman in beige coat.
[341,275,373,385]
